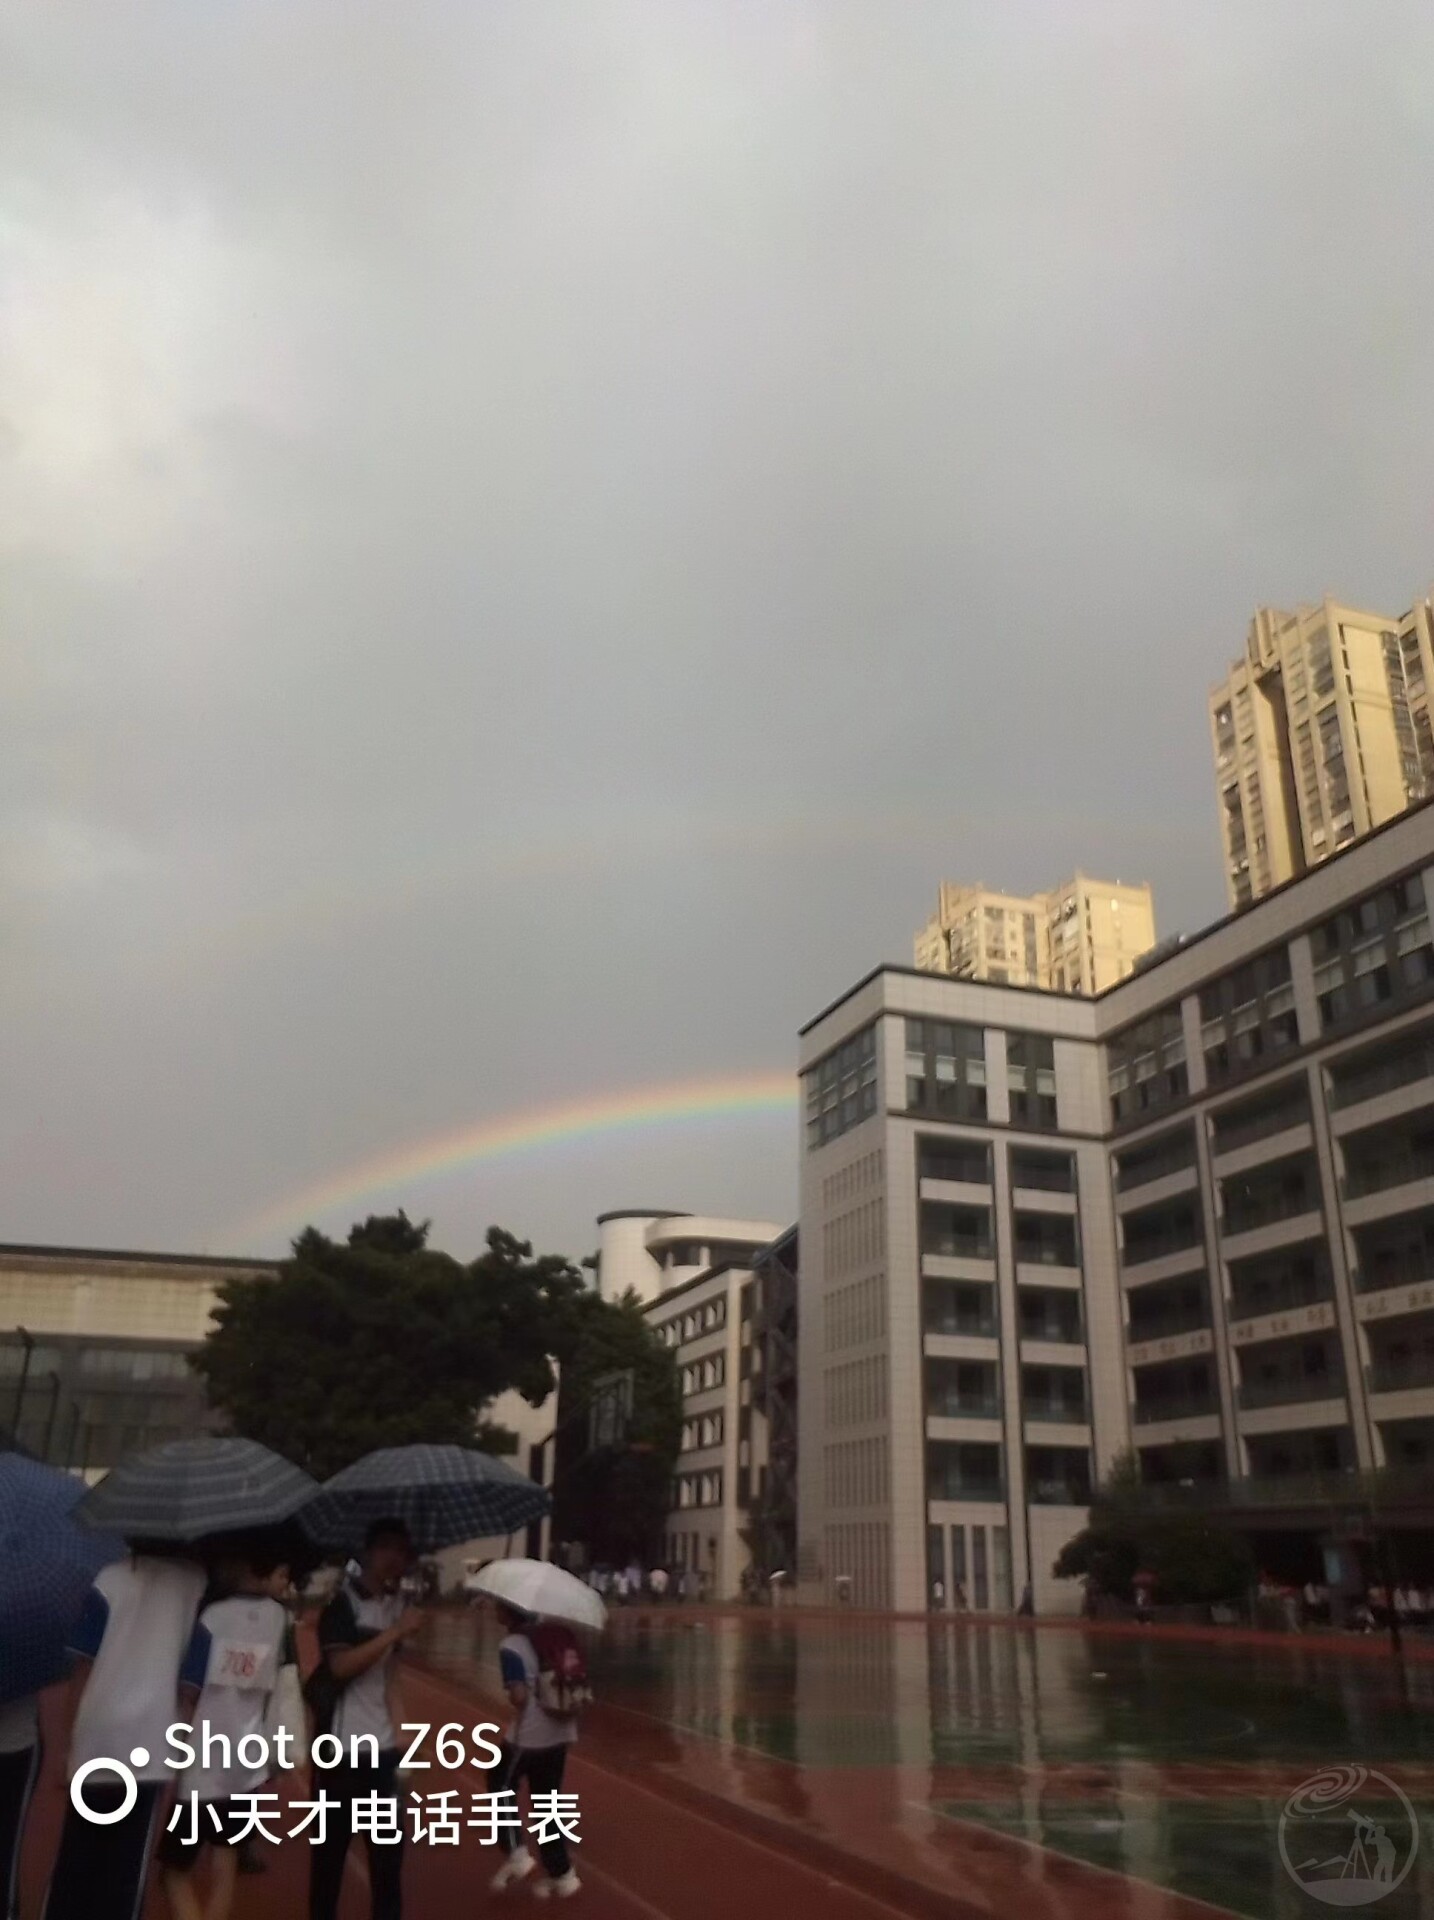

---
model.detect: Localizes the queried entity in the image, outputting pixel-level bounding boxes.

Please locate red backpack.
[528,1623,593,1718]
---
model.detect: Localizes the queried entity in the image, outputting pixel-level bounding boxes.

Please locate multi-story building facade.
[915,875,1156,996]
[593,1210,787,1598]
[1211,591,1434,908]
[802,799,1434,1614]
[0,1242,276,1476]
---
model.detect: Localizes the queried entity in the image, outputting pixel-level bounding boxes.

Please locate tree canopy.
[1052,1448,1255,1606]
[194,1213,588,1480]
[550,1288,682,1567]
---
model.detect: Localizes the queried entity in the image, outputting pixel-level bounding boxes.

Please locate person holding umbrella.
[307,1518,425,1920]
[44,1437,319,1920]
[0,1447,122,1920]
[42,1536,209,1920]
[470,1559,604,1902]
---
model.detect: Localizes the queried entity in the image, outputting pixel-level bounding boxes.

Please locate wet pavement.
[424,1607,1434,1919]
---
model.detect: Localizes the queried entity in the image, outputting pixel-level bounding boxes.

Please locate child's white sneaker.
[534,1869,582,1899]
[491,1850,538,1891]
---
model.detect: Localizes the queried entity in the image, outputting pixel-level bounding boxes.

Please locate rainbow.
[224,1070,798,1249]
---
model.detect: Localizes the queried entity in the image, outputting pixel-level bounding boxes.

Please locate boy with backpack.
[488,1603,589,1900]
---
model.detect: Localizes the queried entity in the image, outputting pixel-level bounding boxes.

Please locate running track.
[17,1650,1234,1920]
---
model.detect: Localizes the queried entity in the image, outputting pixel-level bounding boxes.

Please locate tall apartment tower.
[915,875,1156,996]
[1211,593,1434,910]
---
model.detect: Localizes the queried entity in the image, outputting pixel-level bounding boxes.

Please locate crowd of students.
[1,1517,584,1920]
[582,1562,706,1604]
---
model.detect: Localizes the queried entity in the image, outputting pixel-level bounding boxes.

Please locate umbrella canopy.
[469,1557,606,1631]
[303,1443,550,1555]
[0,1451,123,1704]
[74,1436,319,1543]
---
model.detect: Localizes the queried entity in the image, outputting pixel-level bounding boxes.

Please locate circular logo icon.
[1278,1766,1419,1907]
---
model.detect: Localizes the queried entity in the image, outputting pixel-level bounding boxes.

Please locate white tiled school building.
[797,800,1434,1614]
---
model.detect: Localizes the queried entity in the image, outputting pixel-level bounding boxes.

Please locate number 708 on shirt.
[398,1722,505,1771]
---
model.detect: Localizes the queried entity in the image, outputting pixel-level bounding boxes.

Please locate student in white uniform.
[159,1544,295,1920]
[308,1519,423,1920]
[0,1694,41,1920]
[487,1604,580,1899]
[43,1546,208,1920]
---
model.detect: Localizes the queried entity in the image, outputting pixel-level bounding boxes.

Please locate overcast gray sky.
[3,2,1433,1264]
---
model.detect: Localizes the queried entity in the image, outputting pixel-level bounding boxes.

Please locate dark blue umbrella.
[0,1451,123,1704]
[302,1444,550,1554]
[74,1436,320,1542]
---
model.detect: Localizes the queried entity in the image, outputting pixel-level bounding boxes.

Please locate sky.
[3,2,1433,1266]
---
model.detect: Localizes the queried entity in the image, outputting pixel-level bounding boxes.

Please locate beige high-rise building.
[1211,591,1434,910]
[915,876,1157,997]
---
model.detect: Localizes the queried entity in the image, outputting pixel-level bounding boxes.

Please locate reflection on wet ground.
[423,1609,1434,1919]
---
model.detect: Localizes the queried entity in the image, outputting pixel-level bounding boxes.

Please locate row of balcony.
[927,1390,1090,1423]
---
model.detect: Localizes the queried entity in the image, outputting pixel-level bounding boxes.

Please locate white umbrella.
[470,1557,607,1631]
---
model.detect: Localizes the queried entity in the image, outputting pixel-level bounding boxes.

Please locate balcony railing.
[1354,1256,1434,1296]
[1330,1041,1434,1110]
[1127,1304,1211,1344]
[1010,1161,1075,1194]
[1222,1188,1318,1235]
[1123,1229,1202,1267]
[1368,1354,1434,1394]
[928,1477,1006,1503]
[1227,1275,1333,1321]
[1212,1104,1310,1157]
[1344,1150,1434,1200]
[1133,1393,1218,1426]
[1237,1373,1342,1411]
[1015,1241,1080,1268]
[928,1391,1001,1420]
[922,1237,994,1262]
[1025,1401,1088,1425]
[1028,1478,1092,1506]
[1115,1145,1196,1193]
[1020,1319,1084,1345]
[924,1310,998,1339]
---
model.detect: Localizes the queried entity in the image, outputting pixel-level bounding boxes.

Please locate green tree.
[194,1213,587,1480]
[550,1289,681,1567]
[1053,1448,1255,1607]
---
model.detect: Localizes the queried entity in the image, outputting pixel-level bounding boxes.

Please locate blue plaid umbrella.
[302,1444,550,1554]
[0,1451,123,1705]
[74,1436,319,1542]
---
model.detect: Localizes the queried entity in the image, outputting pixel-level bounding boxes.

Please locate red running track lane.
[17,1652,1239,1920]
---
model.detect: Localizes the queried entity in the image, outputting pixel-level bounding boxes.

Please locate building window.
[1313,873,1434,1031]
[805,1025,878,1149]
[1007,1032,1058,1129]
[1014,1211,1080,1269]
[1106,1005,1187,1124]
[904,1019,987,1121]
[1198,943,1298,1084]
[920,1201,993,1261]
[917,1135,992,1186]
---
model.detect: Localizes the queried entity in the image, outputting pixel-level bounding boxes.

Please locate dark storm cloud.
[3,2,1432,1258]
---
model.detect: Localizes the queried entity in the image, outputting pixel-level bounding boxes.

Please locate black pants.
[309,1751,404,1920]
[1,1744,41,1920]
[43,1779,164,1920]
[491,1743,571,1879]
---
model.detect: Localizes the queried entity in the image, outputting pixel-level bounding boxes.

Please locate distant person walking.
[308,1519,424,1920]
[43,1546,208,1920]
[649,1567,669,1603]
